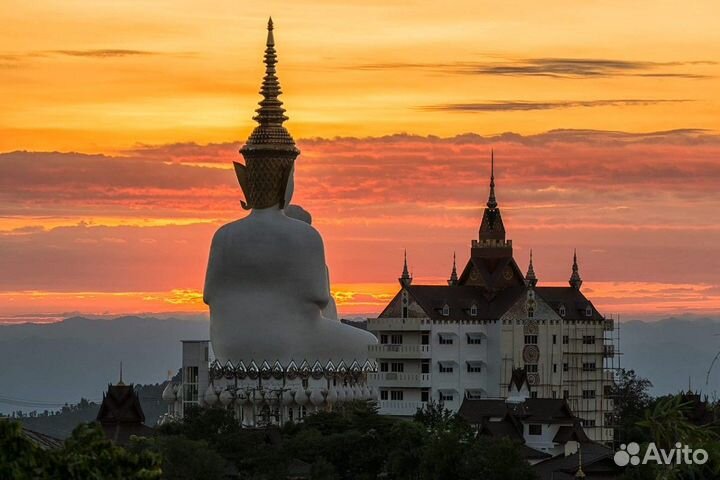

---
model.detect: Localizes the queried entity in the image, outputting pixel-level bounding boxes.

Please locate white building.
[367,155,616,443]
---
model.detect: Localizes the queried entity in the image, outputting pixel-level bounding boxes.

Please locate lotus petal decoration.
[162,383,176,403]
[294,386,308,406]
[309,388,325,406]
[204,384,219,406]
[219,389,234,406]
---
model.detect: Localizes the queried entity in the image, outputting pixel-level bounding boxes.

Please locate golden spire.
[569,249,583,290]
[525,249,538,287]
[448,252,458,286]
[399,250,412,287]
[487,149,497,209]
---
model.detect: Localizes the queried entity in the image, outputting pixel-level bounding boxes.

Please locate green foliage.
[612,369,654,444]
[0,420,162,479]
[157,400,537,479]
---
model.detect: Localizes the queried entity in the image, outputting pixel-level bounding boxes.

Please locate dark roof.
[508,368,529,392]
[96,383,153,445]
[400,285,525,321]
[514,398,577,424]
[97,384,145,425]
[521,444,553,460]
[21,426,63,450]
[535,287,603,321]
[553,425,589,443]
[460,398,578,426]
[533,443,621,480]
[458,399,508,423]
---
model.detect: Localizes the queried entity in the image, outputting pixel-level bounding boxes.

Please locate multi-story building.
[368,155,616,443]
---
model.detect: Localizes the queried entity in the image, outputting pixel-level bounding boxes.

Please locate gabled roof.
[401,284,525,321]
[535,287,603,321]
[513,398,577,424]
[96,384,145,425]
[508,368,529,392]
[553,424,590,443]
[533,443,620,480]
[458,399,508,422]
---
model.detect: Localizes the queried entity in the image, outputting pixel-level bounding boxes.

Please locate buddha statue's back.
[204,18,375,367]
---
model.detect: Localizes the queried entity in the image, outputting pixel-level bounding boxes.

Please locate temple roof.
[535,287,602,321]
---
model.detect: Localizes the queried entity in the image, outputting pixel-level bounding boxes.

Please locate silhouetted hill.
[2,315,720,415]
[0,315,208,414]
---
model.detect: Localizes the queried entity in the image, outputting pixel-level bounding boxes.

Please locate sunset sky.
[1,0,719,323]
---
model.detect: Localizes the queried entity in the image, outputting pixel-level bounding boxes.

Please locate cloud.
[354,58,713,79]
[420,99,690,112]
[49,49,158,58]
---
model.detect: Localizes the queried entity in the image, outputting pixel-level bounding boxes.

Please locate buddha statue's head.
[233,17,300,211]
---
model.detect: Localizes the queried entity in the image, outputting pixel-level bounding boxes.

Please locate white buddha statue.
[204,18,376,366]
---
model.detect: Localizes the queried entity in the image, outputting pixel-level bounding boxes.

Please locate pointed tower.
[235,18,300,210]
[447,252,458,286]
[399,250,412,287]
[477,150,506,245]
[569,249,583,290]
[525,249,538,287]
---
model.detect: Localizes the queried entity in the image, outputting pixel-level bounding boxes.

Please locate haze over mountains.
[2,315,720,414]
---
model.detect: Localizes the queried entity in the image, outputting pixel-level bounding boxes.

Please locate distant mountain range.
[1,315,720,414]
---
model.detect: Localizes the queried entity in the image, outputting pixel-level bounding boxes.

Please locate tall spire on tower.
[487,149,497,209]
[399,249,412,287]
[525,249,538,287]
[477,149,506,243]
[569,249,583,290]
[447,252,458,286]
[236,18,300,210]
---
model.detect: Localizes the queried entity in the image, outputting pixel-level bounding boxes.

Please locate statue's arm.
[203,228,225,305]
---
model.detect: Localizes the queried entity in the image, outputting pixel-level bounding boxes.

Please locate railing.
[367,317,432,331]
[377,400,426,416]
[368,344,431,357]
[368,372,431,386]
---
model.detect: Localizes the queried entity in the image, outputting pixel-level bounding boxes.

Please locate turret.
[525,249,538,287]
[569,249,583,290]
[399,250,412,287]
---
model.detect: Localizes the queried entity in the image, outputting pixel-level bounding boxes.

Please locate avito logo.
[614,442,709,467]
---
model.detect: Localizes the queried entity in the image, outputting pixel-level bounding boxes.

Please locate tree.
[0,420,48,480]
[612,369,654,443]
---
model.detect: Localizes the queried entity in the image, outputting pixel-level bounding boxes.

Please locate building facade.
[368,155,616,443]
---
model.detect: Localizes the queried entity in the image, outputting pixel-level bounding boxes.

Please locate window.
[402,306,408,318]
[582,390,596,399]
[421,359,430,374]
[183,366,199,404]
[380,362,389,372]
[391,362,404,373]
[528,308,534,318]
[553,363,557,373]
[563,335,569,345]
[470,304,478,316]
[421,333,430,345]
[439,392,454,402]
[582,335,596,345]
[585,305,593,317]
[442,304,450,316]
[401,292,409,319]
[421,388,430,402]
[524,335,538,345]
[467,333,482,345]
[439,363,454,373]
[465,390,483,400]
[559,305,566,317]
[582,419,596,427]
[528,424,542,436]
[439,334,454,345]
[391,334,403,345]
[552,391,557,399]
[552,334,557,345]
[380,334,388,344]
[467,362,482,373]
[530,391,538,398]
[380,390,389,400]
[390,390,404,401]
[604,385,613,397]
[582,362,596,372]
[525,364,538,373]
[563,390,570,400]
[563,363,569,372]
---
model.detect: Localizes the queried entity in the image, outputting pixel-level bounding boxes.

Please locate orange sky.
[1,1,719,322]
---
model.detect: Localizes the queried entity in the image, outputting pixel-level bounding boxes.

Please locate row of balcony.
[368,372,432,387]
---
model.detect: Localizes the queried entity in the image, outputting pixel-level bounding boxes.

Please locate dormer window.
[470,304,478,317]
[585,305,593,317]
[442,304,450,316]
[528,307,534,318]
[559,305,566,317]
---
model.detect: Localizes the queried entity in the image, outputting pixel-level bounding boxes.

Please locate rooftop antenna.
[118,361,125,386]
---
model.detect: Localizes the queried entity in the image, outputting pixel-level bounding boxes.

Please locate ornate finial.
[448,252,458,286]
[118,361,125,386]
[399,249,412,287]
[569,249,583,290]
[525,249,538,287]
[487,149,497,210]
[236,18,300,210]
[575,445,586,478]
